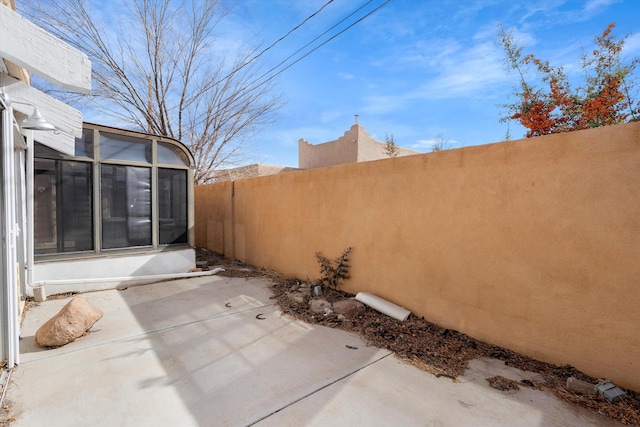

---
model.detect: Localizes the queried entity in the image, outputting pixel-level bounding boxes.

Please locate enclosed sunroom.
[33,123,197,293]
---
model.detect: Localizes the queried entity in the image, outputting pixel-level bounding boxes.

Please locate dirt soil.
[197,248,640,425]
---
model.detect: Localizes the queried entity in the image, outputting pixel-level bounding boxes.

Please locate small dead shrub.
[315,247,352,290]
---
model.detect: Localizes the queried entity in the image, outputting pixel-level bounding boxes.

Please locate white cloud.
[584,0,620,15]
[623,33,640,57]
[336,72,355,80]
[361,94,409,115]
[365,38,514,112]
[412,137,457,151]
[396,39,463,68]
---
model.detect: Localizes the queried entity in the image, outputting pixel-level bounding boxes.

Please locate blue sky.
[216,0,640,167]
[31,0,640,168]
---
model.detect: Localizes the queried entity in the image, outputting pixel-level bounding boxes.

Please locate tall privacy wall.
[195,122,640,391]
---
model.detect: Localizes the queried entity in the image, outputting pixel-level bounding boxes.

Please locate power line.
[247,0,393,92]
[210,0,336,90]
[192,0,393,133]
[253,0,377,88]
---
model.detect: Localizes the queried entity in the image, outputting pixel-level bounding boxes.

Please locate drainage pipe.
[355,292,411,321]
[34,267,225,287]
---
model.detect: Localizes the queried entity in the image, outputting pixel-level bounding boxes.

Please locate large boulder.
[35,297,103,347]
[333,299,366,318]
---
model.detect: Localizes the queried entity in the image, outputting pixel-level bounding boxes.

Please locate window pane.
[35,142,66,159]
[34,159,93,254]
[158,169,188,244]
[157,141,190,166]
[75,128,94,158]
[34,159,57,253]
[101,165,151,249]
[61,162,94,251]
[100,132,151,163]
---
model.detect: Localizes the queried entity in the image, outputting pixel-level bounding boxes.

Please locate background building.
[299,118,420,169]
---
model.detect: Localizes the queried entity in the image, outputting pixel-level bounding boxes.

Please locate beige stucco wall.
[299,124,419,168]
[211,163,299,182]
[195,122,640,391]
[354,127,419,162]
[298,127,359,169]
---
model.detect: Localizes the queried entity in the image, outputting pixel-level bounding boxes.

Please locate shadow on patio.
[6,274,624,426]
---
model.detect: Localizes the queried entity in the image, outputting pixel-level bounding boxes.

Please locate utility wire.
[253,0,376,88]
[210,0,335,90]
[192,0,393,131]
[246,0,393,93]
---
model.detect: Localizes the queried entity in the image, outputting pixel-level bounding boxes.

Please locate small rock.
[298,287,312,297]
[333,299,365,318]
[310,298,332,313]
[188,267,203,272]
[35,297,103,347]
[195,261,207,268]
[287,292,306,304]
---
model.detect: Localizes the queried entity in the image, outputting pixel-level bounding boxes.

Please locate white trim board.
[1,74,82,155]
[0,5,91,93]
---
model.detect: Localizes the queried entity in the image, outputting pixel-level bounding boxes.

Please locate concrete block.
[566,377,596,396]
[33,286,47,302]
[596,380,626,403]
[602,387,627,403]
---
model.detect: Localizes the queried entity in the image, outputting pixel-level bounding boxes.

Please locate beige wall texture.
[209,163,299,183]
[298,123,419,169]
[195,122,640,391]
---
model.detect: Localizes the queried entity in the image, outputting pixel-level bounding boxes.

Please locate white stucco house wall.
[1,0,200,372]
[0,0,90,368]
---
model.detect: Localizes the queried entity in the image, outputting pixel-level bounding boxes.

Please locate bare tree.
[431,133,450,152]
[22,0,280,184]
[383,132,400,157]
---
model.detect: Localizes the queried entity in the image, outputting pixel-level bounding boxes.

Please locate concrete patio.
[3,275,622,426]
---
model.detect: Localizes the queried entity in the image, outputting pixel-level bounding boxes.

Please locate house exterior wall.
[298,127,359,169]
[196,121,640,391]
[32,123,197,294]
[210,163,298,182]
[354,127,419,162]
[298,124,420,169]
[32,248,195,294]
[1,0,90,368]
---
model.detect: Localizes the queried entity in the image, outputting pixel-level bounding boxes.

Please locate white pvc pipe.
[2,102,20,368]
[355,292,411,321]
[34,267,225,287]
[25,131,34,289]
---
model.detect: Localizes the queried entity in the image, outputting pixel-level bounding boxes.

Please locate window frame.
[34,123,195,260]
[33,158,94,255]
